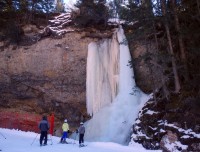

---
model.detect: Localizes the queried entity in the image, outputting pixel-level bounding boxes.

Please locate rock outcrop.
[130,96,200,151]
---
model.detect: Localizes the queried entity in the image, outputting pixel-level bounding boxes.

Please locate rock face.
[129,42,164,93]
[130,97,200,151]
[0,28,94,132]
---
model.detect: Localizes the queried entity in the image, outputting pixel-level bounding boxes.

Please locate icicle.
[86,33,120,116]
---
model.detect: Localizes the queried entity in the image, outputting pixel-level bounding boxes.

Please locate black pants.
[79,134,84,144]
[40,131,48,145]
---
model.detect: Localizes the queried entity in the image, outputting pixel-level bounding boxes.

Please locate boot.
[63,139,68,144]
[60,138,63,143]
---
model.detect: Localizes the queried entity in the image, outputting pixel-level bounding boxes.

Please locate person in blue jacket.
[38,116,50,146]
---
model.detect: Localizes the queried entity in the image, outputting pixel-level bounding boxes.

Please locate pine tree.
[0,0,15,15]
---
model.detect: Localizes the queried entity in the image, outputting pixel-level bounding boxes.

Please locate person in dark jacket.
[38,116,50,146]
[78,122,85,147]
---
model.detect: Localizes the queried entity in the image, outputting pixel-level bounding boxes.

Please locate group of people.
[38,116,85,147]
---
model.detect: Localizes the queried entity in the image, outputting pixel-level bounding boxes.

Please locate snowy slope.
[0,128,161,152]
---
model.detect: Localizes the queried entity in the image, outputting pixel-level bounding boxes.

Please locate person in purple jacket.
[78,122,85,147]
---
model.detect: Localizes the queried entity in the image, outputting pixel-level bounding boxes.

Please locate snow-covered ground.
[0,128,161,152]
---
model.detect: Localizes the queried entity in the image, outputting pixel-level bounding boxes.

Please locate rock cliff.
[0,26,94,132]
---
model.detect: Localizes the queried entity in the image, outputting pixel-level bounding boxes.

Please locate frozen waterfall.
[85,26,150,144]
[86,31,119,115]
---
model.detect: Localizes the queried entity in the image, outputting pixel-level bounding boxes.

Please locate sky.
[63,0,77,10]
[0,128,161,152]
[63,0,77,5]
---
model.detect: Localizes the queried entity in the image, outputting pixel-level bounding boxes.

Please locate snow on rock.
[145,110,159,115]
[130,98,200,151]
[181,135,191,139]
[164,122,200,139]
[38,13,74,40]
[160,130,187,152]
[160,129,166,133]
[107,18,125,25]
[135,119,141,124]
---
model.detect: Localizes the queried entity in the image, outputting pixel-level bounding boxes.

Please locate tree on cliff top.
[73,0,109,28]
[0,0,55,44]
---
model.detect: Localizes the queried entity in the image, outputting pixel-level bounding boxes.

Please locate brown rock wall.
[0,30,94,132]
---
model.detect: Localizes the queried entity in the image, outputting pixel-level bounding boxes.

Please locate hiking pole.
[48,134,53,145]
[51,136,53,145]
[0,132,6,139]
[73,131,78,145]
[31,133,39,145]
[73,132,76,144]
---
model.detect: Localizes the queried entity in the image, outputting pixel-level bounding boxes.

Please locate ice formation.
[85,26,150,144]
[86,31,119,115]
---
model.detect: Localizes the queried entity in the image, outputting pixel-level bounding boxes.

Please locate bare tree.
[171,0,186,62]
[171,0,189,80]
[153,22,169,100]
[197,0,200,15]
[161,0,181,93]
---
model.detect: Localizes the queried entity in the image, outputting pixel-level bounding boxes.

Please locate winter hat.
[64,119,67,123]
[80,122,83,125]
